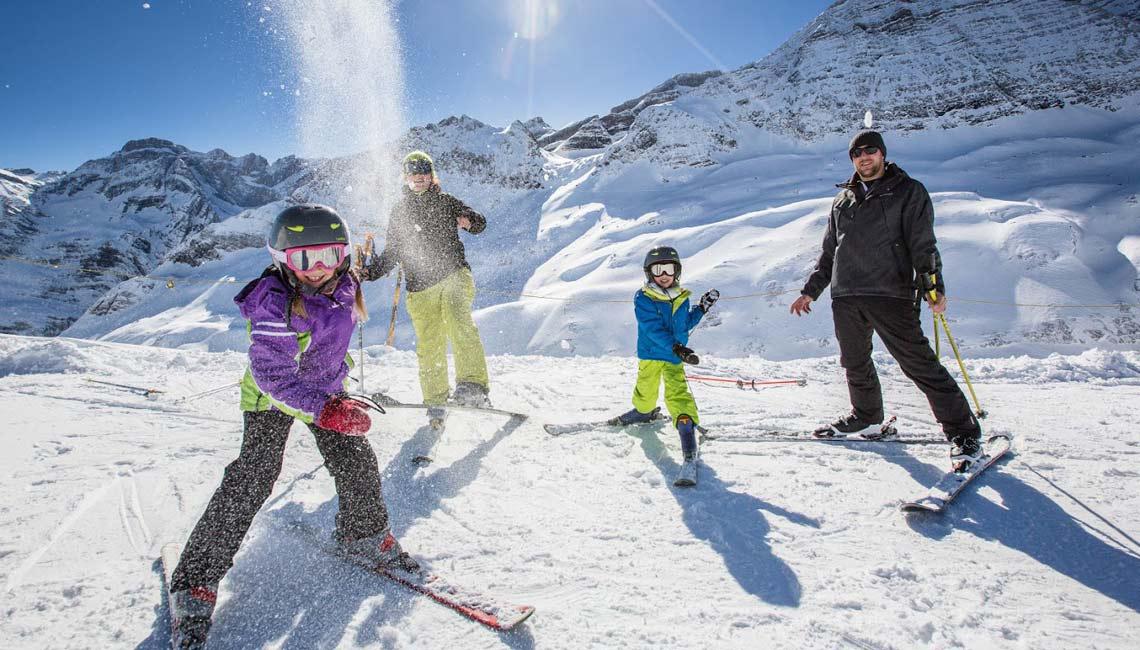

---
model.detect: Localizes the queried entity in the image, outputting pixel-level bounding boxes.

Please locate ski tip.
[500,605,536,630]
[900,502,942,514]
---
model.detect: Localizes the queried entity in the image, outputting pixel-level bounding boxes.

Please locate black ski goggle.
[649,262,678,277]
[849,145,880,159]
[404,159,433,175]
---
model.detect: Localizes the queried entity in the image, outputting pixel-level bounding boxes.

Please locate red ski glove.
[316,396,372,436]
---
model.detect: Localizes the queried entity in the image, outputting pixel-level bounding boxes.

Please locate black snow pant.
[831,296,978,442]
[170,408,389,591]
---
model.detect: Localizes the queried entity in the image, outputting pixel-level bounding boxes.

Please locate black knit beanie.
[848,130,886,158]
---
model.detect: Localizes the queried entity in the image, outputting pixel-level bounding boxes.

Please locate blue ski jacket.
[634,283,705,362]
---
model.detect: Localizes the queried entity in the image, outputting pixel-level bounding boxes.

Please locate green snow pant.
[405,268,489,405]
[631,359,700,426]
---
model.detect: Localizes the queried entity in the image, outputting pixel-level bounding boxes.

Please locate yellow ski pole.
[386,266,402,347]
[925,274,986,419]
[933,310,940,357]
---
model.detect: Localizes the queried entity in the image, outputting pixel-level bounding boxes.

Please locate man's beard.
[857,158,884,181]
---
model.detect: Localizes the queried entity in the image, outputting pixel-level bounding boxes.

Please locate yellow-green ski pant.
[405,268,490,405]
[631,359,699,426]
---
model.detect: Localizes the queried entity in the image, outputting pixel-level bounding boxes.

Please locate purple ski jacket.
[235,269,358,420]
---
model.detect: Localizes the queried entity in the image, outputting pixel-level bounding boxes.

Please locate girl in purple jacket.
[167,204,415,648]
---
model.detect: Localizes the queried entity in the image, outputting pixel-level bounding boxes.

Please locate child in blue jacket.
[618,246,719,462]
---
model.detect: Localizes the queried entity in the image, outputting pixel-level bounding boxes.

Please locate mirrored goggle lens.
[650,262,677,277]
[404,160,433,175]
[285,244,346,271]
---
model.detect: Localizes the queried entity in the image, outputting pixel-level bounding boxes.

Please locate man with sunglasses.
[366,150,492,413]
[789,130,983,472]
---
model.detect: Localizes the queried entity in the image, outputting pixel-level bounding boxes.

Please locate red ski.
[287,521,534,631]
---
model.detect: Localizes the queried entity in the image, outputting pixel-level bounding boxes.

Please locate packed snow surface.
[1,334,1137,648]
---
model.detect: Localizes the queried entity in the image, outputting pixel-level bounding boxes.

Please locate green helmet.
[402,150,435,176]
[643,245,682,283]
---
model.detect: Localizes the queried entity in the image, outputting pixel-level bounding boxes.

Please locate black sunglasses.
[849,146,880,159]
[404,160,433,175]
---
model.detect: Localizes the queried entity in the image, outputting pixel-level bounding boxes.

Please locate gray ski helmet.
[267,204,351,251]
[266,204,353,287]
[643,245,682,283]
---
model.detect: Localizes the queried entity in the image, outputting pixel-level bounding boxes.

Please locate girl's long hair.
[287,267,367,322]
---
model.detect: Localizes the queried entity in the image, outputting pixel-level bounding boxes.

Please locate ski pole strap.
[346,393,387,415]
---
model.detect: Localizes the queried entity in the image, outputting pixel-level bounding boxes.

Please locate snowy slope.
[1,334,1138,648]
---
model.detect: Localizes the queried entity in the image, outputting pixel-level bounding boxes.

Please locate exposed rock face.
[0,140,312,334]
[721,0,1140,139]
[539,70,723,152]
[1,168,40,218]
[519,117,555,141]
[555,117,613,152]
[588,0,1140,173]
[402,115,547,190]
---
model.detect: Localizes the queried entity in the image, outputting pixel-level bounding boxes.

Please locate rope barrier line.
[952,297,1137,309]
[2,254,1136,309]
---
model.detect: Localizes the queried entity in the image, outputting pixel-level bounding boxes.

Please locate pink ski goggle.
[270,243,347,272]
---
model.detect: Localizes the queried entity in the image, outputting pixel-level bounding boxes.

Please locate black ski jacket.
[801,163,944,302]
[367,185,486,292]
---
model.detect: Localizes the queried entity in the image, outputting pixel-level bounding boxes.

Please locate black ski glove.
[699,289,720,313]
[673,344,700,365]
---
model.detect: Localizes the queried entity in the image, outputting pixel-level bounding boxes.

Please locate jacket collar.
[642,282,690,302]
[403,184,441,200]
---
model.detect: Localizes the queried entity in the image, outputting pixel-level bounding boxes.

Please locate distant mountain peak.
[120,138,183,154]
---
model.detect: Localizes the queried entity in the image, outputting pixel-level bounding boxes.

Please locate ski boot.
[673,414,699,487]
[170,583,218,649]
[950,434,984,473]
[615,406,661,426]
[452,381,491,408]
[676,414,698,462]
[813,412,891,439]
[426,404,447,431]
[340,529,421,573]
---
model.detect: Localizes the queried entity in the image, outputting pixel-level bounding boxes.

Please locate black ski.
[901,435,1012,513]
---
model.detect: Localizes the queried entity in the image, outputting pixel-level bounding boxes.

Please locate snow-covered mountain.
[0,139,320,335]
[4,0,1139,359]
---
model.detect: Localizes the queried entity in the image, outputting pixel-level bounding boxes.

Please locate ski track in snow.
[0,335,1138,648]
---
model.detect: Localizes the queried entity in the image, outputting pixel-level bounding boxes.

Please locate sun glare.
[511,0,560,40]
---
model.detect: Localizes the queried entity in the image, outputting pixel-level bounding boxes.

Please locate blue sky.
[0,0,832,172]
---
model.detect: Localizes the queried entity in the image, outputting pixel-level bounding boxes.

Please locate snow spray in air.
[278,0,406,230]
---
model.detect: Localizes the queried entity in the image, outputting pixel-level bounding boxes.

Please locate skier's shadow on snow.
[134,415,534,650]
[187,501,418,649]
[627,428,815,607]
[905,463,1140,613]
[382,414,528,536]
